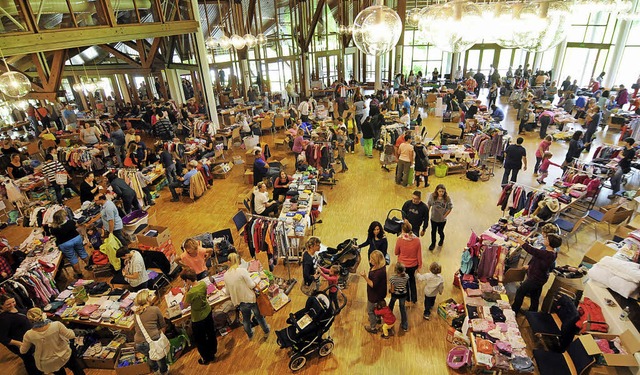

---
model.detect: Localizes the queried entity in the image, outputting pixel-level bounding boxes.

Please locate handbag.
[383,209,405,235]
[300,280,317,296]
[256,291,274,316]
[55,172,68,185]
[135,314,171,361]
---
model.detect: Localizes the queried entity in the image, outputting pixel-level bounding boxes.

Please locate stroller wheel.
[289,354,307,372]
[318,340,334,357]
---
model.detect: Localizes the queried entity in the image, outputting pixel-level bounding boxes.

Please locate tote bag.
[136,314,170,361]
[55,172,68,185]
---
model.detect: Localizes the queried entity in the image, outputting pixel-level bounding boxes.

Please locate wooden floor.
[1,93,627,374]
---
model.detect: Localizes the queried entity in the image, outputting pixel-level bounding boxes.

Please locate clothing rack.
[511,182,547,192]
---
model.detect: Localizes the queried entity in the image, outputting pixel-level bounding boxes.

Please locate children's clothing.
[389,272,409,330]
[416,272,444,317]
[374,306,396,337]
[536,158,561,184]
[319,266,339,309]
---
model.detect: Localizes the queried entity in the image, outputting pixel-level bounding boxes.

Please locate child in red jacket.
[374,300,396,339]
[318,265,340,310]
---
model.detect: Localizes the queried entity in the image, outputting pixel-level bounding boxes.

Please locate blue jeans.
[389,293,408,330]
[238,302,269,339]
[59,235,88,265]
[165,163,177,184]
[610,167,625,193]
[135,341,168,374]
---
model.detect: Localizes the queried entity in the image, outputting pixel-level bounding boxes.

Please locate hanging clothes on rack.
[242,217,289,268]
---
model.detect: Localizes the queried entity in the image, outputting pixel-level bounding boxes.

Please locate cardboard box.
[579,330,640,367]
[115,345,150,375]
[136,225,171,248]
[614,224,637,240]
[437,298,461,326]
[244,170,254,185]
[83,351,118,369]
[582,242,617,265]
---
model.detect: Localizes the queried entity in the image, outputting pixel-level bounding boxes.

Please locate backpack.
[466,170,480,182]
[92,250,109,265]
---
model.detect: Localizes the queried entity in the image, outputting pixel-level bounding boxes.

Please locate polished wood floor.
[1,93,628,374]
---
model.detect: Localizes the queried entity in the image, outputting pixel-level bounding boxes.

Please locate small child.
[179,238,213,280]
[389,262,409,331]
[86,227,103,251]
[318,265,340,310]
[373,300,396,339]
[416,262,444,320]
[536,151,561,184]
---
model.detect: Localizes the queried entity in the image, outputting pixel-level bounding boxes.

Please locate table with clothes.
[498,183,586,218]
[456,225,537,372]
[55,144,108,171]
[53,282,157,332]
[167,260,289,325]
[278,171,320,237]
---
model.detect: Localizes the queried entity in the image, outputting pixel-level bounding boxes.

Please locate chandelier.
[0,47,31,98]
[352,3,403,56]
[72,79,99,94]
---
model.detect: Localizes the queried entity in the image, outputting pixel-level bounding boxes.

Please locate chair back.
[569,214,589,235]
[232,127,241,142]
[567,338,596,375]
[600,205,620,224]
[502,267,527,284]
[260,116,273,131]
[274,116,285,128]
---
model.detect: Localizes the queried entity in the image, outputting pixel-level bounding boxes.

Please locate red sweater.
[319,267,338,293]
[395,235,423,268]
[374,306,396,325]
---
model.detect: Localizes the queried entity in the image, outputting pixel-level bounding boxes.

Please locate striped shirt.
[41,160,65,183]
[390,273,409,296]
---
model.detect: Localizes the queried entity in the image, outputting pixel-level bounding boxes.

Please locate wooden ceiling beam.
[48,50,67,93]
[99,44,143,68]
[246,0,257,34]
[303,0,326,52]
[144,38,162,69]
[0,21,199,56]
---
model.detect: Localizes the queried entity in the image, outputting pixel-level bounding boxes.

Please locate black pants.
[406,266,418,303]
[511,279,543,314]
[121,193,140,214]
[583,129,596,151]
[534,156,543,174]
[347,133,356,152]
[131,280,148,292]
[18,350,42,375]
[258,203,279,217]
[430,220,446,246]
[424,295,436,316]
[328,290,339,311]
[53,182,80,204]
[355,114,363,133]
[272,188,288,202]
[52,353,85,375]
[501,166,520,186]
[112,229,128,246]
[192,312,218,362]
[539,116,551,139]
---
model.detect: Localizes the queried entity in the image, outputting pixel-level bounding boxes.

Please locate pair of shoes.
[198,359,211,365]
[365,326,378,334]
[438,239,444,246]
[423,314,430,320]
[607,194,617,199]
[380,334,390,339]
[368,155,373,158]
[170,197,180,202]
[429,244,435,251]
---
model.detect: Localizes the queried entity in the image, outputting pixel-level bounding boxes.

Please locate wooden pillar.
[127,74,140,104]
[393,0,407,80]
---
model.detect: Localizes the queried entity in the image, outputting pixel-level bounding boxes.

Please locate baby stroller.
[317,238,361,288]
[276,291,346,372]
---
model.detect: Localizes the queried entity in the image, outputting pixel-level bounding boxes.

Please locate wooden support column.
[394,0,407,78]
[155,72,169,100]
[127,74,141,104]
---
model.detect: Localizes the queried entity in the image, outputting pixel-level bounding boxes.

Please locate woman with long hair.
[50,210,88,279]
[359,221,388,261]
[0,294,42,375]
[180,270,217,365]
[394,222,422,305]
[360,250,387,334]
[133,290,169,374]
[413,137,430,187]
[302,237,321,294]
[21,307,84,375]
[427,184,453,250]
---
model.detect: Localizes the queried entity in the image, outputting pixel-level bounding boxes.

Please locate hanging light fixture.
[15,100,29,111]
[518,1,570,52]
[244,34,257,48]
[426,1,483,53]
[0,47,31,98]
[406,8,422,28]
[352,2,403,56]
[230,34,246,49]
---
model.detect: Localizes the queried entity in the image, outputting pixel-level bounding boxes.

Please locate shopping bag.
[407,165,415,186]
[55,172,68,185]
[256,292,275,316]
[383,209,405,235]
[435,163,448,178]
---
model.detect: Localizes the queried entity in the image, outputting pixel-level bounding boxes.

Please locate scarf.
[400,233,415,241]
[32,319,52,328]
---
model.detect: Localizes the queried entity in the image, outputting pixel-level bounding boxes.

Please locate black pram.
[276,292,345,371]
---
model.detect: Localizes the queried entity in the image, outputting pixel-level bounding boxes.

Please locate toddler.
[416,262,444,320]
[388,262,409,331]
[373,300,396,339]
[179,238,212,280]
[318,265,340,310]
[536,151,561,184]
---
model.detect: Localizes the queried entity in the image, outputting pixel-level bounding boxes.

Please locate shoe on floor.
[429,244,435,251]
[198,358,212,365]
[170,197,180,202]
[423,314,430,320]
[365,326,378,334]
[402,327,408,332]
[438,239,444,247]
[608,194,617,199]
[381,334,390,339]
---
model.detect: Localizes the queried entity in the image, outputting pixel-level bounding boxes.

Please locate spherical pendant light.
[83,81,98,94]
[230,34,246,50]
[256,33,267,45]
[518,1,570,52]
[15,100,29,111]
[244,34,257,48]
[218,35,232,50]
[417,6,438,45]
[205,36,218,49]
[406,7,422,28]
[493,3,521,48]
[0,71,31,98]
[72,83,84,93]
[352,4,403,56]
[427,1,483,53]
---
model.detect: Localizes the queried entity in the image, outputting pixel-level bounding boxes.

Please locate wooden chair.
[584,204,621,239]
[533,336,595,375]
[553,213,589,250]
[260,116,274,134]
[274,116,286,129]
[231,127,241,147]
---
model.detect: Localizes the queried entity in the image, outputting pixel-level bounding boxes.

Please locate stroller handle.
[318,287,348,315]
